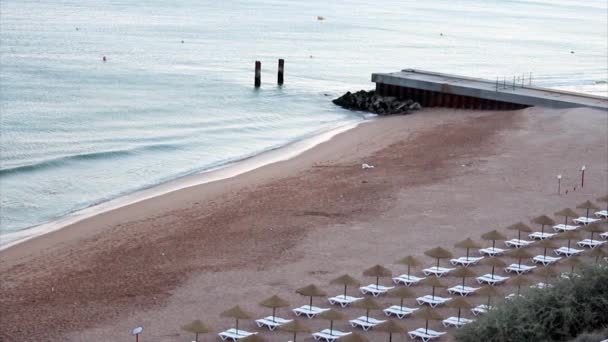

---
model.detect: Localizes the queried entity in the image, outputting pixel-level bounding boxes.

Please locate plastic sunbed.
[602,232,608,240]
[408,328,446,341]
[554,246,584,257]
[553,224,579,232]
[476,274,509,285]
[505,239,534,248]
[471,304,492,316]
[595,210,608,219]
[504,263,536,274]
[505,293,524,300]
[479,247,506,256]
[392,274,425,286]
[528,231,556,240]
[328,294,363,308]
[447,285,480,296]
[293,305,330,318]
[349,316,386,331]
[422,266,455,277]
[255,316,292,331]
[573,217,600,225]
[383,305,418,319]
[360,284,394,297]
[442,316,475,328]
[577,239,607,248]
[416,295,452,308]
[219,329,257,341]
[312,329,351,342]
[450,256,484,267]
[530,282,553,289]
[532,255,561,266]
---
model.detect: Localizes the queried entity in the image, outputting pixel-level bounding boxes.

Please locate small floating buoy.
[317,16,325,21]
[440,32,443,36]
[75,27,79,31]
[181,40,184,43]
[102,56,107,62]
[570,50,575,54]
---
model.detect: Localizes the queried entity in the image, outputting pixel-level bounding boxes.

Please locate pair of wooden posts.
[254,59,284,87]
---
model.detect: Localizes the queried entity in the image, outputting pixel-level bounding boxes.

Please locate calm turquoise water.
[1,0,607,244]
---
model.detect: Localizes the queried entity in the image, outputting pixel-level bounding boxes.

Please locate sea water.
[1,0,607,247]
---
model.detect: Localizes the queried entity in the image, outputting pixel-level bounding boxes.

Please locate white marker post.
[132,326,143,342]
[580,165,586,188]
[557,174,562,195]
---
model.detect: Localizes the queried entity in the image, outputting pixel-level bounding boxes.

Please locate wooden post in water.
[254,61,261,88]
[277,59,284,85]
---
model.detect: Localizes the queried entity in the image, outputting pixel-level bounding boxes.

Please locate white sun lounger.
[393,274,425,286]
[408,328,446,341]
[602,232,608,240]
[555,246,584,257]
[349,316,386,331]
[479,247,506,256]
[360,284,394,297]
[553,224,579,232]
[532,255,561,266]
[328,294,363,308]
[471,304,492,316]
[255,316,292,331]
[504,263,536,274]
[529,231,557,240]
[442,316,475,328]
[476,274,509,285]
[595,210,608,219]
[577,239,607,248]
[447,285,480,296]
[219,329,257,341]
[422,266,455,277]
[573,217,600,225]
[560,272,580,279]
[312,329,351,342]
[505,239,534,248]
[293,305,330,318]
[531,282,553,289]
[450,256,484,267]
[416,295,452,307]
[505,293,523,300]
[383,305,419,319]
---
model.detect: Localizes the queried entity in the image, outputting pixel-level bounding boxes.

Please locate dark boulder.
[332,90,421,115]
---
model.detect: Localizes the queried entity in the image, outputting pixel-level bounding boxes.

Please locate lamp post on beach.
[132,326,143,342]
[580,165,586,188]
[557,174,562,195]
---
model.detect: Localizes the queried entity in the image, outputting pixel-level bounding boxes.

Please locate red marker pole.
[254,61,261,88]
[581,165,586,188]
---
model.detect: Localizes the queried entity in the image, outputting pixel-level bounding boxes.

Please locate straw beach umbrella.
[455,238,482,260]
[597,195,608,212]
[562,256,583,275]
[482,257,507,278]
[535,238,558,259]
[279,319,310,342]
[259,295,289,322]
[555,208,579,227]
[476,285,501,309]
[396,255,422,278]
[296,284,327,311]
[412,306,443,335]
[339,332,370,342]
[353,297,383,323]
[577,200,600,220]
[508,248,533,268]
[387,287,415,312]
[532,215,556,237]
[319,309,347,336]
[420,276,447,301]
[445,297,473,324]
[557,230,581,254]
[376,320,406,342]
[588,246,607,264]
[221,306,253,335]
[509,275,533,297]
[507,222,532,242]
[481,230,507,250]
[181,320,212,342]
[330,274,360,299]
[424,247,454,269]
[535,266,558,287]
[583,222,605,242]
[450,267,478,289]
[363,265,392,288]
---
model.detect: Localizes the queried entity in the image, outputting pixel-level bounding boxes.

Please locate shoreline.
[0,120,364,251]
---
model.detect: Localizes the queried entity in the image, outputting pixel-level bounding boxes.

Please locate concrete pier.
[372,69,608,111]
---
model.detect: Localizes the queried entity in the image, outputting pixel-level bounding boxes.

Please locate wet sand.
[1,107,607,341]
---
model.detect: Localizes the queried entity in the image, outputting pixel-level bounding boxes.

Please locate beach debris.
[317,16,325,21]
[361,163,375,169]
[102,56,107,62]
[332,90,421,115]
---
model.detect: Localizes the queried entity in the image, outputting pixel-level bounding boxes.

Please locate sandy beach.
[1,107,607,341]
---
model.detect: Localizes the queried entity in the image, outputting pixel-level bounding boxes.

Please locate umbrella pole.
[330,320,334,335]
[408,264,411,277]
[389,332,393,342]
[236,319,239,335]
[425,319,429,334]
[586,208,589,219]
[344,284,347,298]
[543,247,547,258]
[491,266,495,278]
[462,277,465,288]
[571,264,575,273]
[568,239,571,251]
[366,309,370,323]
[432,286,436,300]
[517,284,521,296]
[309,296,313,310]
[487,296,491,309]
[195,332,198,342]
[400,297,404,310]
[457,307,462,322]
[492,240,496,249]
[541,224,545,235]
[376,276,380,288]
[518,230,521,241]
[466,248,470,260]
[564,216,568,228]
[272,307,276,321]
[294,332,297,342]
[436,258,440,270]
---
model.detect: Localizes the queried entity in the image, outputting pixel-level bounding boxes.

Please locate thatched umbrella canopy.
[181,320,212,342]
[509,275,533,296]
[424,247,454,269]
[353,297,383,323]
[532,215,556,235]
[412,306,443,335]
[259,295,289,321]
[507,222,532,241]
[319,309,347,336]
[557,230,581,251]
[279,319,311,342]
[363,265,392,288]
[535,238,558,258]
[421,276,447,300]
[482,257,507,278]
[376,320,406,342]
[455,238,482,260]
[555,208,579,227]
[388,287,415,311]
[562,256,583,274]
[450,267,478,288]
[481,230,507,249]
[508,248,533,267]
[221,306,253,334]
[535,266,558,286]
[588,247,608,264]
[331,274,360,299]
[597,195,608,212]
[396,255,422,278]
[339,332,370,342]
[240,335,267,342]
[577,200,600,219]
[296,284,327,310]
[445,297,473,323]
[583,222,605,242]
[476,285,501,308]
